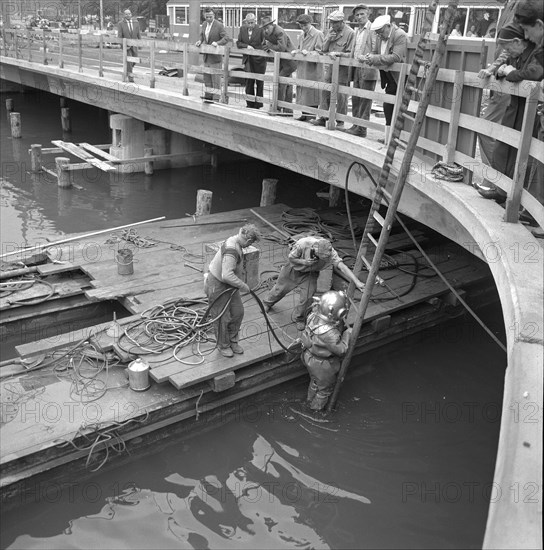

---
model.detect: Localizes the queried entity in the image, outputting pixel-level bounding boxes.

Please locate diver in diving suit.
[300,290,352,411]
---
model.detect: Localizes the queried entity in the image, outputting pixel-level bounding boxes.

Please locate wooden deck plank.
[79,142,119,161]
[51,140,116,172]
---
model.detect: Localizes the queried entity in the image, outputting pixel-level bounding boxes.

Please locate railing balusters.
[98,34,103,77]
[58,31,64,68]
[149,40,156,88]
[78,32,82,72]
[445,70,464,164]
[326,58,340,130]
[182,42,189,96]
[271,52,280,113]
[504,83,540,223]
[221,45,230,103]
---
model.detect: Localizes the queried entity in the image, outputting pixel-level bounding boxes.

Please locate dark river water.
[0,90,506,549]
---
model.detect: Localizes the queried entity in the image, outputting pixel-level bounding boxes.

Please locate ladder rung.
[382,188,392,201]
[406,85,418,94]
[401,113,416,123]
[366,233,380,248]
[372,211,385,226]
[394,138,408,149]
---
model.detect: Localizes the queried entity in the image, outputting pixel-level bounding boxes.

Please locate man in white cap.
[347,4,378,137]
[311,10,355,128]
[362,14,407,145]
[260,15,297,113]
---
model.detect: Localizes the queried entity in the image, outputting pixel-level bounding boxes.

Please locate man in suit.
[195,8,230,101]
[237,13,266,109]
[260,16,297,113]
[348,4,378,137]
[362,14,407,145]
[117,9,141,82]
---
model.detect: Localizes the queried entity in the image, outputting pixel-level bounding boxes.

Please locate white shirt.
[205,22,213,41]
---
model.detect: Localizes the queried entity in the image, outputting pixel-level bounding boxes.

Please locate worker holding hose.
[263,236,364,330]
[205,224,261,357]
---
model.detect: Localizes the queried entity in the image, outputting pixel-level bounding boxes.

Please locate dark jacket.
[263,24,297,72]
[118,19,141,52]
[237,25,267,73]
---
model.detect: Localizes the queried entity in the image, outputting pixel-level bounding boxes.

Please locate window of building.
[278,7,305,29]
[174,7,187,25]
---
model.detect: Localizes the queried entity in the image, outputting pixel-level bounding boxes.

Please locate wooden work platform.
[0,204,496,499]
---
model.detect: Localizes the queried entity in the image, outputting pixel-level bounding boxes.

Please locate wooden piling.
[60,97,68,108]
[195,190,213,216]
[61,107,71,132]
[6,98,14,119]
[144,148,154,175]
[329,185,342,207]
[30,144,42,172]
[55,157,72,188]
[260,178,278,207]
[10,112,21,138]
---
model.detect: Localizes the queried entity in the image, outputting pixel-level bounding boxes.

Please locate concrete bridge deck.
[0,31,542,548]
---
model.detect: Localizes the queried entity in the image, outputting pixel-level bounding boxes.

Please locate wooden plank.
[79,142,118,161]
[445,70,464,164]
[50,140,115,172]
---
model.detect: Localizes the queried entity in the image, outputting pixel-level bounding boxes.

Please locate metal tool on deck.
[327,0,459,412]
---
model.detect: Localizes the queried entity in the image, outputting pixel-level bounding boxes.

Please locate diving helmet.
[316,290,349,323]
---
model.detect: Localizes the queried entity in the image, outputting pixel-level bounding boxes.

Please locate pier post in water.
[195,189,213,216]
[6,98,14,119]
[55,157,72,188]
[260,178,278,207]
[60,97,68,108]
[30,144,42,172]
[329,185,342,207]
[10,112,21,138]
[61,107,71,133]
[144,148,154,175]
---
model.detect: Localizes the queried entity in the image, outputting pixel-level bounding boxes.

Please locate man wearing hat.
[362,14,407,145]
[347,4,378,137]
[237,13,266,109]
[263,236,365,331]
[260,15,297,113]
[311,10,355,128]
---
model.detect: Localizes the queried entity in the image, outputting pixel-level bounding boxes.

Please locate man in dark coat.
[195,8,230,101]
[260,15,297,113]
[237,13,266,109]
[117,9,141,82]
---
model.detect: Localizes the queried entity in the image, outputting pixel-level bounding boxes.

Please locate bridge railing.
[1,28,542,231]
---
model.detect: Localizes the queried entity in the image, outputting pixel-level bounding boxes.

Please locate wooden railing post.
[182,42,189,96]
[445,70,464,164]
[149,40,156,88]
[122,37,128,81]
[271,51,280,113]
[98,34,104,77]
[58,30,64,68]
[221,45,230,104]
[42,29,47,64]
[78,32,83,72]
[504,84,539,223]
[326,58,340,130]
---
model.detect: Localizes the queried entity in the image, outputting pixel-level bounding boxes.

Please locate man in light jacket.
[347,4,378,137]
[363,14,407,145]
[118,9,141,82]
[195,8,230,101]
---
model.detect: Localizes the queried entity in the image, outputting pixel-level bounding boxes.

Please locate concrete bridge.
[1,29,542,548]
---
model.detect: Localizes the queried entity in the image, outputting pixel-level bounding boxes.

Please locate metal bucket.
[117,248,134,275]
[127,358,150,391]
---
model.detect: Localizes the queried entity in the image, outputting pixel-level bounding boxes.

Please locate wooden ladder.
[327,0,460,411]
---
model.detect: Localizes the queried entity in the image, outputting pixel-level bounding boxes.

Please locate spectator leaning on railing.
[361,14,407,145]
[291,14,324,122]
[311,10,355,129]
[514,0,544,213]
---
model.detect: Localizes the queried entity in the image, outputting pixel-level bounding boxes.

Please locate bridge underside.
[1,61,480,260]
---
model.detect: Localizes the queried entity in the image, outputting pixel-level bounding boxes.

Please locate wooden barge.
[0,203,498,503]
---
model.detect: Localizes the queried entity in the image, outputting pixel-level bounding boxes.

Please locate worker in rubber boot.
[205,224,261,357]
[263,236,364,330]
[300,290,352,411]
